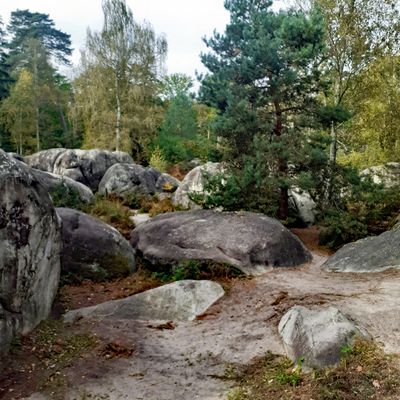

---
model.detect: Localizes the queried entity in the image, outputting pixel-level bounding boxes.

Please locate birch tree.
[81,0,167,153]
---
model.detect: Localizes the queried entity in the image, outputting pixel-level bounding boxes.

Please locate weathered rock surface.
[99,163,159,197]
[98,163,179,198]
[64,280,225,324]
[0,150,61,352]
[56,208,136,281]
[7,152,24,162]
[155,173,180,193]
[26,148,133,191]
[31,169,95,204]
[172,162,224,209]
[25,148,67,172]
[362,162,400,187]
[289,188,316,226]
[323,228,400,273]
[130,210,311,275]
[279,306,367,369]
[130,213,151,227]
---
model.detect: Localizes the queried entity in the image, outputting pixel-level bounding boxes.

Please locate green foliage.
[227,339,400,400]
[319,169,400,250]
[1,10,74,154]
[50,181,84,209]
[7,9,72,65]
[161,73,193,99]
[200,0,326,218]
[77,0,167,154]
[191,131,331,219]
[0,69,35,154]
[153,260,202,282]
[339,56,400,168]
[151,259,243,283]
[0,17,12,101]
[154,93,216,164]
[149,146,168,172]
[83,195,134,239]
[319,210,368,250]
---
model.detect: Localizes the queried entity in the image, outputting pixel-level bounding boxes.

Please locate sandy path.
[27,252,400,400]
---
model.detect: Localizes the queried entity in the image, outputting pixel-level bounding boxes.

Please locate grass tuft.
[227,338,400,400]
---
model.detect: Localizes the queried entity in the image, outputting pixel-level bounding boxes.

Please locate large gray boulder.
[31,169,95,204]
[25,148,67,172]
[64,280,224,323]
[56,208,136,282]
[130,210,311,276]
[98,163,180,199]
[0,150,61,352]
[288,188,316,226]
[26,148,133,191]
[361,162,400,187]
[172,162,224,209]
[279,306,367,369]
[323,228,400,273]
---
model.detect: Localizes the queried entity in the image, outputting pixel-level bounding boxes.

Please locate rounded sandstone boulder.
[0,150,61,352]
[130,210,311,276]
[57,208,136,282]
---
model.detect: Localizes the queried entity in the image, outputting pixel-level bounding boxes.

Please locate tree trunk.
[274,99,289,220]
[57,96,68,136]
[329,121,337,164]
[33,44,40,152]
[115,76,121,152]
[35,105,40,152]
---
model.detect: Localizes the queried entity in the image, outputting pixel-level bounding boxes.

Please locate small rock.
[130,213,151,227]
[172,162,224,209]
[278,306,368,369]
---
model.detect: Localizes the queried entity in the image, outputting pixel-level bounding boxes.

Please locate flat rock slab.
[64,280,225,323]
[323,227,400,273]
[130,210,312,275]
[279,306,368,369]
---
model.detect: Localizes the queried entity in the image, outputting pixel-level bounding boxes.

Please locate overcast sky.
[0,0,286,80]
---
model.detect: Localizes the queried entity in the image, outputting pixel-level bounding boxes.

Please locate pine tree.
[200,0,325,219]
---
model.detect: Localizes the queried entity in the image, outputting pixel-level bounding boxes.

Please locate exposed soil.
[2,228,400,400]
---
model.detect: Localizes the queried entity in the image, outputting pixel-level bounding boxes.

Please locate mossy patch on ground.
[1,319,99,400]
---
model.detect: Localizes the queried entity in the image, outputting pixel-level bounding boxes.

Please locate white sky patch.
[0,0,287,82]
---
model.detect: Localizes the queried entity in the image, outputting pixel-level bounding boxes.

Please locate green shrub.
[149,146,168,172]
[50,182,84,210]
[319,169,400,250]
[83,195,134,238]
[151,259,243,282]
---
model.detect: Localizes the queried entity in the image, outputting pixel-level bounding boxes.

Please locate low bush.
[82,195,134,239]
[319,172,400,250]
[50,182,84,210]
